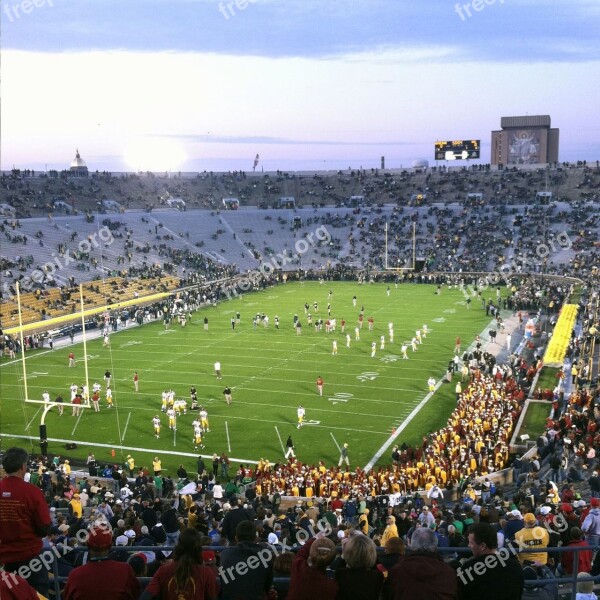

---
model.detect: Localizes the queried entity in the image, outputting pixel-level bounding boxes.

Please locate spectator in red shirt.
[0,569,40,600]
[0,447,52,597]
[140,528,217,600]
[560,527,592,575]
[63,524,140,600]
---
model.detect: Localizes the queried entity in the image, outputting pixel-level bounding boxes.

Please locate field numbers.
[380,354,401,363]
[120,341,143,348]
[328,392,353,405]
[432,317,446,323]
[357,372,379,382]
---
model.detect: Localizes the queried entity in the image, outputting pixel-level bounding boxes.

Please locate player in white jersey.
[411,337,418,352]
[332,340,338,355]
[105,387,113,408]
[355,327,360,341]
[92,382,102,394]
[152,415,161,439]
[199,407,210,432]
[371,342,377,358]
[42,391,51,404]
[193,425,205,450]
[416,330,422,344]
[422,324,428,337]
[161,391,168,412]
[82,384,89,401]
[297,405,305,429]
[401,344,409,359]
[388,322,393,331]
[70,383,78,401]
[427,376,436,392]
[192,418,201,430]
[389,328,394,343]
[167,407,176,430]
[168,390,175,407]
[346,334,351,348]
[174,399,187,415]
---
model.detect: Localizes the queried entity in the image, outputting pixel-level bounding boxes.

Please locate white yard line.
[0,433,260,464]
[225,421,232,453]
[121,412,132,441]
[275,426,285,455]
[71,409,85,436]
[363,316,501,473]
[25,406,42,431]
[330,432,341,453]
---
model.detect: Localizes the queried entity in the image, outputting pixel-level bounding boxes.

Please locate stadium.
[1,158,599,596]
[2,1,600,598]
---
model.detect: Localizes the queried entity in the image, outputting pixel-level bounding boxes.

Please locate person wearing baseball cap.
[515,513,550,565]
[582,497,600,548]
[381,515,399,546]
[63,525,140,600]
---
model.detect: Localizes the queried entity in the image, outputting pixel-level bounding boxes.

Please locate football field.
[0,282,494,473]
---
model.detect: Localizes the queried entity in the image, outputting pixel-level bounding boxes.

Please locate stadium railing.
[43,544,600,600]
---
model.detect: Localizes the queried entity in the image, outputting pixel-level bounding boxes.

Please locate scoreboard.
[434,140,480,161]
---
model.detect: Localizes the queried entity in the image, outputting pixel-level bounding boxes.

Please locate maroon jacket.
[384,551,458,600]
[287,538,338,600]
[561,539,592,575]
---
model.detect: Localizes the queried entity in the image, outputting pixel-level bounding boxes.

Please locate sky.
[1,0,599,173]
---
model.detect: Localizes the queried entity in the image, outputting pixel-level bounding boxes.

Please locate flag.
[253,154,259,170]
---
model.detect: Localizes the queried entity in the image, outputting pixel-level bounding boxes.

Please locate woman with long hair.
[140,528,217,600]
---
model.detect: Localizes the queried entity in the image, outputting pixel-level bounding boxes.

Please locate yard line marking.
[122,412,132,441]
[275,426,285,455]
[71,409,85,436]
[25,407,42,431]
[330,432,341,453]
[225,421,232,453]
[0,433,258,464]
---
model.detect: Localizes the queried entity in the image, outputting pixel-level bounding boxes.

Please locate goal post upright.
[80,284,91,403]
[383,220,416,273]
[15,281,30,403]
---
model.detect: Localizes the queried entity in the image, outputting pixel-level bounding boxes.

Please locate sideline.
[363,314,509,472]
[0,433,258,464]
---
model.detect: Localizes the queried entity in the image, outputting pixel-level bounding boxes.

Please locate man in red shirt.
[0,447,52,596]
[63,525,140,600]
[316,376,324,397]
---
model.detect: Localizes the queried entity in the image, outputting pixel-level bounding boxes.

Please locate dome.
[70,149,87,169]
[412,159,429,169]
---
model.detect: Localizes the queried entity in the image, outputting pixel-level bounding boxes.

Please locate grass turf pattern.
[0,282,494,473]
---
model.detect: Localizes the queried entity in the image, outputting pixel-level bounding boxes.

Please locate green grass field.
[0,282,494,474]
